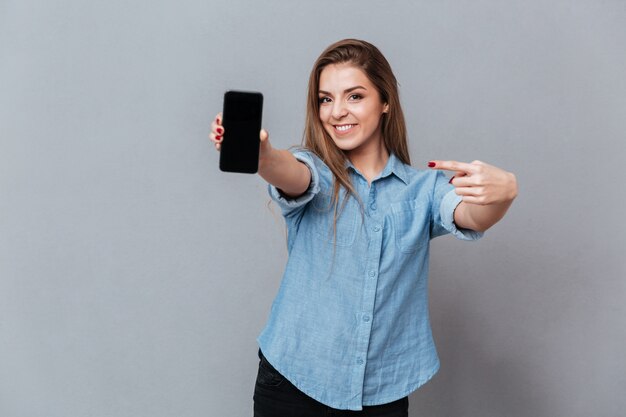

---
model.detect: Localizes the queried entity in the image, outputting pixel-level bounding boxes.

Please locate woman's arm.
[257,130,311,198]
[453,198,515,233]
[429,160,518,232]
[210,113,311,198]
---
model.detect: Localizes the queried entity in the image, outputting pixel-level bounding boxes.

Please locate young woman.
[210,39,517,417]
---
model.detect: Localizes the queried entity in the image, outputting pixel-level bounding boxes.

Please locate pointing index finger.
[428,160,475,174]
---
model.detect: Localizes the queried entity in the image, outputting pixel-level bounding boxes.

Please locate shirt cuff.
[440,189,484,241]
[268,151,320,214]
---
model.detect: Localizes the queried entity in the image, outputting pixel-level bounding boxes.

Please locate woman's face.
[318,63,389,156]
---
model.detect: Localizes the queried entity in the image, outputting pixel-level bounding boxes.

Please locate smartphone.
[219,91,263,173]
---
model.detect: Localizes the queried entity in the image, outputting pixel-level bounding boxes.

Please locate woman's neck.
[347,142,389,185]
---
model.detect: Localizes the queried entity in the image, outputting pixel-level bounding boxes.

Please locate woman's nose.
[331,102,348,120]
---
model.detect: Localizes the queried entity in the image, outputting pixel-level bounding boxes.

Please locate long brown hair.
[304,39,410,212]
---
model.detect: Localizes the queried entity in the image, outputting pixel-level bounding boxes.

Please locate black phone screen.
[219,91,263,174]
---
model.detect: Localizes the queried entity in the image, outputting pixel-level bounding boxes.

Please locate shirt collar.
[345,153,409,185]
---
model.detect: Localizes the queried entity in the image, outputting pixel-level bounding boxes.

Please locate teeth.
[336,124,354,131]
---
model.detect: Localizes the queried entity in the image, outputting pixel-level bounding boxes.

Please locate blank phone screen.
[219,91,263,174]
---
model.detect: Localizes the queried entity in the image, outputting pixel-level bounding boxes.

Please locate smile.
[334,124,357,133]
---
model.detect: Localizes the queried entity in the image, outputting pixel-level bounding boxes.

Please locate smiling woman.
[318,64,389,160]
[302,40,411,212]
[209,38,517,416]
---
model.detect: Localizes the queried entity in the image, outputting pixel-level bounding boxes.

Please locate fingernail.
[217,118,221,125]
[449,176,455,184]
[216,135,222,141]
[217,128,223,134]
[428,162,436,168]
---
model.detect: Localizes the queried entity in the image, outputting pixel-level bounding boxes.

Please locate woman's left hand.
[428,160,518,206]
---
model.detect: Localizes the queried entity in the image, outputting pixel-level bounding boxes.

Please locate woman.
[210,39,517,416]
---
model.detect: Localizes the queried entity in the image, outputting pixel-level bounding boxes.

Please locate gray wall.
[1,1,625,416]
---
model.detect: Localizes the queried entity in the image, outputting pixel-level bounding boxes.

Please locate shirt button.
[370,203,377,211]
[363,315,370,322]
[356,358,364,365]
[368,270,376,278]
[373,225,381,232]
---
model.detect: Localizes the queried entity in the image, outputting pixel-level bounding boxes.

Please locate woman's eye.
[349,94,362,100]
[319,97,331,104]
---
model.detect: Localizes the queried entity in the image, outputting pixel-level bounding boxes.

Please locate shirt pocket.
[309,192,357,247]
[391,200,431,253]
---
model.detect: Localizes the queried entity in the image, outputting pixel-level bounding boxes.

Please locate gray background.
[1,1,625,416]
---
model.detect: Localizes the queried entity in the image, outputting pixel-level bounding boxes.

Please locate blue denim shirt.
[257,150,483,411]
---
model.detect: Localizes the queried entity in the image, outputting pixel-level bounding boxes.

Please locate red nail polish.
[217,128,223,134]
[428,162,436,168]
[449,176,455,184]
[216,135,222,141]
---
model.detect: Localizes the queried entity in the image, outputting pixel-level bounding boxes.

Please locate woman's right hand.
[209,112,273,158]
[210,112,308,194]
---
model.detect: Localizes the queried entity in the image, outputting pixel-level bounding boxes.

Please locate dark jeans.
[253,351,409,417]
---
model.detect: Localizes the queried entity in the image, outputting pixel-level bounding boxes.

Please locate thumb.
[260,129,269,143]
[259,129,272,158]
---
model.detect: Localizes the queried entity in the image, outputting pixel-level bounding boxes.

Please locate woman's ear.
[383,103,389,113]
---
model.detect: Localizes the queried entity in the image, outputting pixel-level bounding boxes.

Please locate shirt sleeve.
[431,171,484,241]
[268,150,320,218]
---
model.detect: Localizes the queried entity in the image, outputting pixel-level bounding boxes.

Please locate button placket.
[353,209,383,394]
[351,178,384,402]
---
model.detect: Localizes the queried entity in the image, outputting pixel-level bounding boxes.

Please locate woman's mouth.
[333,124,357,134]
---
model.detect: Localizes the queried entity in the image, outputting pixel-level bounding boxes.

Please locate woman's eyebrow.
[318,86,368,95]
